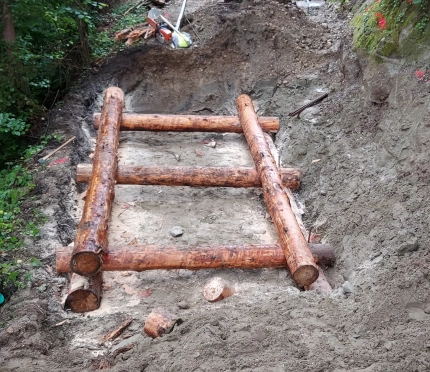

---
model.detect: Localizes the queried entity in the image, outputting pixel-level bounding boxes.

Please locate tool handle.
[41,136,76,161]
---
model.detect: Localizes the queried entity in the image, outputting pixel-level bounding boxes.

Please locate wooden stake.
[144,308,180,338]
[56,243,336,273]
[236,94,319,286]
[76,164,302,190]
[64,272,102,313]
[203,277,234,302]
[71,87,124,276]
[93,113,279,133]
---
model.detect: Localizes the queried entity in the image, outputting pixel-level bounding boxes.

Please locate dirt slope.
[1,0,429,371]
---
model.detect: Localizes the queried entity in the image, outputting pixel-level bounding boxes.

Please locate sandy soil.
[1,0,430,371]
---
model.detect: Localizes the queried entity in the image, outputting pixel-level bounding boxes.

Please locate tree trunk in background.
[2,2,16,44]
[78,19,90,65]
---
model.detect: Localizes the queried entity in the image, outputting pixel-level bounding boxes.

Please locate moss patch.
[351,0,430,60]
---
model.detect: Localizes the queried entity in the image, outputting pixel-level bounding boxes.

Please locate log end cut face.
[65,289,100,313]
[292,264,319,287]
[70,252,102,276]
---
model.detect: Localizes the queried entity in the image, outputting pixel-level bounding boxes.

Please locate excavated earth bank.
[1,0,429,371]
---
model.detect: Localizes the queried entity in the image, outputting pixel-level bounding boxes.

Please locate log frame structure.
[76,164,302,189]
[236,94,319,286]
[63,90,335,312]
[70,87,124,277]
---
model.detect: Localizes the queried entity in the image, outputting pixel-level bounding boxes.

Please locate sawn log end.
[70,251,102,276]
[292,264,319,287]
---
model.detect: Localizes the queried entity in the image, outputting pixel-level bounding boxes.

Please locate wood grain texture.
[71,87,124,276]
[64,272,102,313]
[57,244,335,273]
[236,94,319,286]
[93,112,279,133]
[144,308,179,338]
[203,277,234,302]
[76,164,302,189]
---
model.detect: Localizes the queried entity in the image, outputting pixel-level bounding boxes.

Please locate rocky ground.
[1,0,430,371]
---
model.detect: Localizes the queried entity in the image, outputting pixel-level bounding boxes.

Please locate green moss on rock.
[351,0,430,60]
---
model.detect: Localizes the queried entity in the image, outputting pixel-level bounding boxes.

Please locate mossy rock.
[351,0,430,61]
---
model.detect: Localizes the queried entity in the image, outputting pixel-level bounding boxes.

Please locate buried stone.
[170,226,184,237]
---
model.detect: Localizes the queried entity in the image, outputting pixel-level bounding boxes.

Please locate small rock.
[397,237,419,255]
[58,330,65,340]
[424,304,430,314]
[6,326,14,334]
[170,226,184,238]
[384,341,393,351]
[72,360,83,365]
[210,319,219,327]
[177,301,190,310]
[322,23,328,29]
[342,281,353,294]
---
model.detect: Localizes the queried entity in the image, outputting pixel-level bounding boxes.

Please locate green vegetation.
[351,0,430,59]
[0,0,152,298]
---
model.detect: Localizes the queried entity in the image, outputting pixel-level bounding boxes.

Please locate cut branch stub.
[76,164,302,190]
[144,308,181,338]
[93,113,279,133]
[203,277,234,302]
[236,94,319,286]
[70,87,124,276]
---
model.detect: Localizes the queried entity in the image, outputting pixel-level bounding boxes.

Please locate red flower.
[374,12,387,30]
[378,16,387,29]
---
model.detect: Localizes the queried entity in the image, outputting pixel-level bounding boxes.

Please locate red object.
[48,157,68,167]
[374,12,386,30]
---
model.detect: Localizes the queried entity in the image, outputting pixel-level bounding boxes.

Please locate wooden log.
[236,94,319,286]
[203,277,234,302]
[93,113,279,133]
[76,164,302,190]
[263,133,333,293]
[64,272,102,313]
[305,266,332,293]
[56,243,336,273]
[71,87,124,276]
[144,308,180,338]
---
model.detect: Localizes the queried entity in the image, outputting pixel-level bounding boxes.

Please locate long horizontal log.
[71,87,124,277]
[64,272,102,313]
[56,244,335,273]
[76,164,302,189]
[236,94,319,286]
[93,113,279,133]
